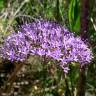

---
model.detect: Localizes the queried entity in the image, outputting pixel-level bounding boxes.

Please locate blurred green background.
[0,0,96,96]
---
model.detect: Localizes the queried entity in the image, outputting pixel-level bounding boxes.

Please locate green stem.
[77,66,86,96]
[64,74,72,96]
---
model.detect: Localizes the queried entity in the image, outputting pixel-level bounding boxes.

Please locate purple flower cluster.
[0,20,93,72]
[0,32,30,61]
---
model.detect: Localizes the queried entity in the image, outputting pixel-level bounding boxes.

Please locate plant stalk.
[77,0,89,96]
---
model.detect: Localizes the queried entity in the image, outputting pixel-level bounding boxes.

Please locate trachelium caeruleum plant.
[0,20,93,73]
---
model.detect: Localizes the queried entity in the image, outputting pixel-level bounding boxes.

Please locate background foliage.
[0,0,96,96]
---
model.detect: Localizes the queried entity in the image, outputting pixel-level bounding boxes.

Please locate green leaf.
[45,93,54,96]
[0,0,4,10]
[68,0,80,34]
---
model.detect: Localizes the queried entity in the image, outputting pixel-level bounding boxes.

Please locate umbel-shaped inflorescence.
[0,20,93,73]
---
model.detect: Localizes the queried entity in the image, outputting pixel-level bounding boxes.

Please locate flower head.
[0,20,93,73]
